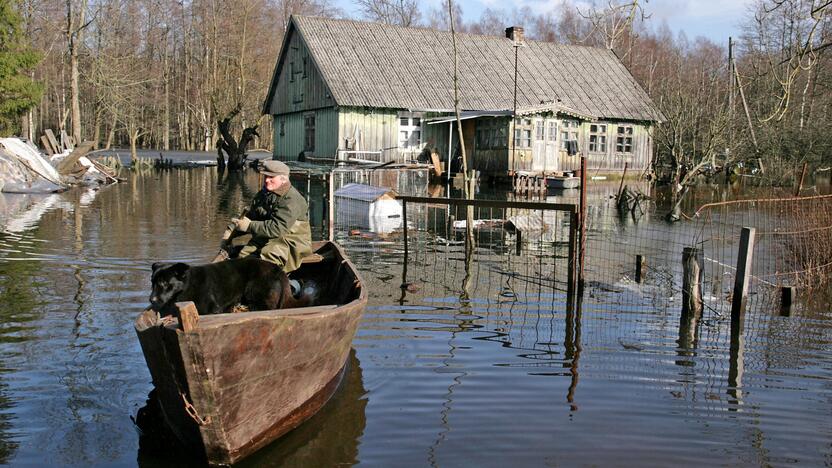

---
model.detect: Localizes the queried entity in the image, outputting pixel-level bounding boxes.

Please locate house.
[262,16,663,178]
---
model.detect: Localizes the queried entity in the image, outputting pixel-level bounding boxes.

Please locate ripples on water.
[0,168,829,466]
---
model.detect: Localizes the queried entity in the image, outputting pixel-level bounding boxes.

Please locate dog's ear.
[151,262,165,274]
[170,263,191,280]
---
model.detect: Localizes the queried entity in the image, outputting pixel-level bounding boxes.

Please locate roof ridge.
[292,14,609,50]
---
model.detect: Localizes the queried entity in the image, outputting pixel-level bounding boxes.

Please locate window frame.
[560,119,579,150]
[588,123,607,153]
[304,113,315,152]
[615,125,634,154]
[398,113,423,150]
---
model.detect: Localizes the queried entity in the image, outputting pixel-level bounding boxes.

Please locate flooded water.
[0,166,830,466]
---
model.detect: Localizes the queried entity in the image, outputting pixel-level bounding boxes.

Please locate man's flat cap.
[260,159,291,176]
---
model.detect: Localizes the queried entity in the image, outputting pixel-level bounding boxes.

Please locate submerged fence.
[583,191,832,317]
[291,164,831,318]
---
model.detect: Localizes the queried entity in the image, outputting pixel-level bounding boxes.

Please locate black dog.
[149,257,307,316]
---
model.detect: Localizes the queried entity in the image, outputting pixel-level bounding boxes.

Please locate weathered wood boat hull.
[135,242,366,465]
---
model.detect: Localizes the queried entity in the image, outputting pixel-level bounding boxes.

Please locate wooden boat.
[546,175,580,189]
[134,241,366,465]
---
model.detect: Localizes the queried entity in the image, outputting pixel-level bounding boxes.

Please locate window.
[302,57,308,78]
[535,120,545,141]
[514,129,532,148]
[289,61,295,82]
[589,124,607,153]
[476,118,508,150]
[304,114,315,151]
[279,119,285,137]
[513,118,533,148]
[616,125,634,153]
[547,121,557,142]
[560,119,579,150]
[398,114,423,149]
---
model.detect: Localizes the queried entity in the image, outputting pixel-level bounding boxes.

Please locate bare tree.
[578,0,648,58]
[355,0,420,26]
[65,0,90,144]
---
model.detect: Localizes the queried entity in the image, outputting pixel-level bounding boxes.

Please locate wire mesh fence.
[293,165,831,324]
[299,167,831,408]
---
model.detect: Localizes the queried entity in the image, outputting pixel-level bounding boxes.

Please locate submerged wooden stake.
[635,255,644,284]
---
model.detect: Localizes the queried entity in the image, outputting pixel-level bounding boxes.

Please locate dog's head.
[149,262,190,311]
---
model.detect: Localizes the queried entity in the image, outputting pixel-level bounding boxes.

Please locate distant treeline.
[5,0,831,180]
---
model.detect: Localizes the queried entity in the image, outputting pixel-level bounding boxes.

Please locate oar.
[212,209,247,263]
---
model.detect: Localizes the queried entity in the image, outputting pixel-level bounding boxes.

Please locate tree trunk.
[67,0,87,144]
[130,128,139,165]
[217,105,258,171]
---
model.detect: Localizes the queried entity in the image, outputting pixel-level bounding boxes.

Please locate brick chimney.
[505,26,525,45]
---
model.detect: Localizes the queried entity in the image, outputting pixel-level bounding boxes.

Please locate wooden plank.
[430,152,442,177]
[176,301,200,332]
[56,141,94,175]
[44,129,60,154]
[60,129,71,151]
[40,135,55,155]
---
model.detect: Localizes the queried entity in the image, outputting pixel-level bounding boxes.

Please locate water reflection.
[0,167,829,465]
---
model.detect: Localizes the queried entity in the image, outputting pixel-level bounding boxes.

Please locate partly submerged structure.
[262,16,663,178]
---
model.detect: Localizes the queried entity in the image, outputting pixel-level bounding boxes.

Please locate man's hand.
[232,216,251,232]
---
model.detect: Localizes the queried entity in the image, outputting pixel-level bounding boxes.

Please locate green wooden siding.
[337,108,398,160]
[273,108,338,160]
[268,28,334,115]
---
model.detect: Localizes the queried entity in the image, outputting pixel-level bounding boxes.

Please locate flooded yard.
[0,166,830,466]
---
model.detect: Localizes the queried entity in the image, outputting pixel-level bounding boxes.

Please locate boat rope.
[181,392,212,426]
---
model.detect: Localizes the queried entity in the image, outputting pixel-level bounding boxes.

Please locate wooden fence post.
[635,254,644,284]
[328,171,335,241]
[795,162,807,197]
[779,286,795,317]
[402,200,408,256]
[731,227,756,322]
[682,247,703,317]
[515,229,522,256]
[579,156,587,291]
[567,210,578,305]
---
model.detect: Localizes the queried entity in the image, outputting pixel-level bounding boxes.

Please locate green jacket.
[239,184,312,272]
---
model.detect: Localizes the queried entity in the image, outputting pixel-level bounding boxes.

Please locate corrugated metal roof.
[277,16,663,122]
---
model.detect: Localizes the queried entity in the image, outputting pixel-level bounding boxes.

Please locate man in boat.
[230,160,312,273]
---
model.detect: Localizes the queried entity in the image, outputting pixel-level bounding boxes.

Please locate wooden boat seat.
[300,253,325,264]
